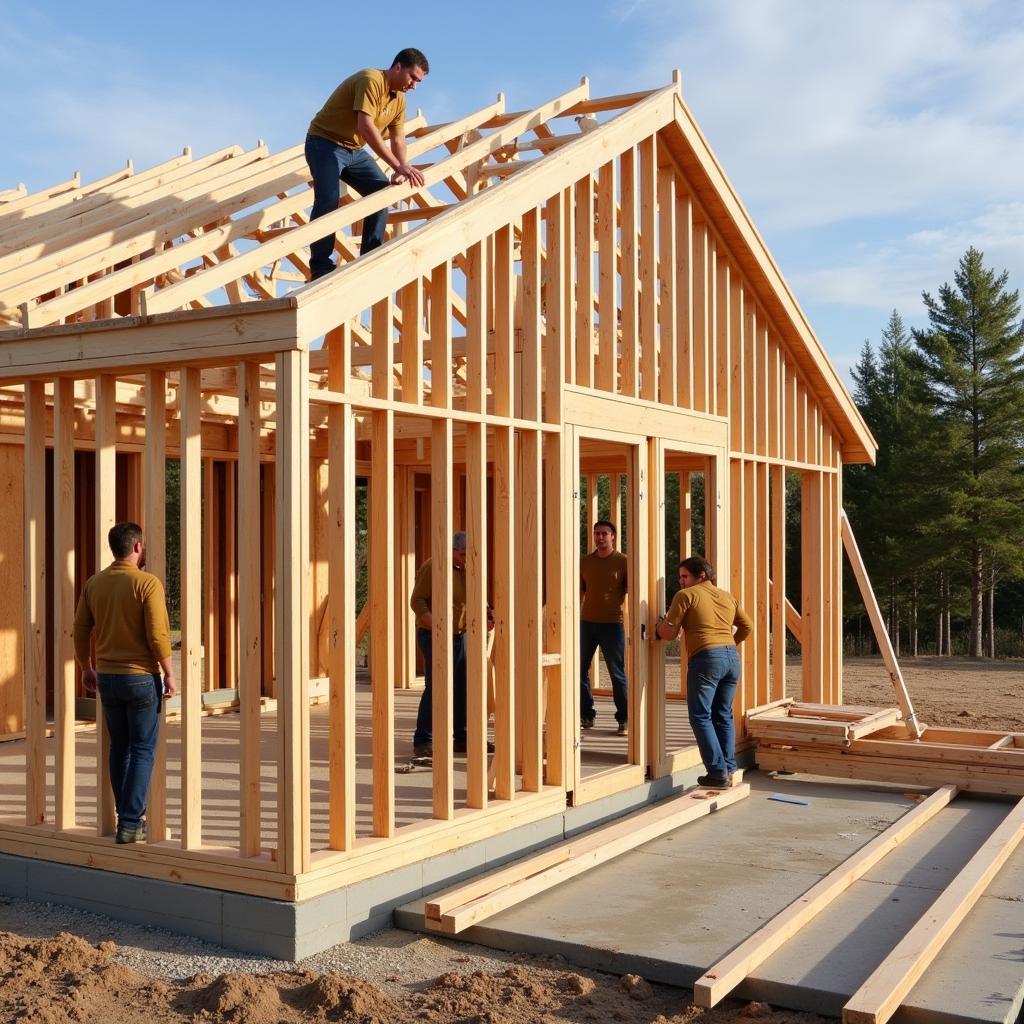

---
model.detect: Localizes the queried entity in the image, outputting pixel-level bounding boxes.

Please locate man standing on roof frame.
[305,48,429,280]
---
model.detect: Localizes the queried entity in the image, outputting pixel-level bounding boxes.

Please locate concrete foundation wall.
[0,760,723,959]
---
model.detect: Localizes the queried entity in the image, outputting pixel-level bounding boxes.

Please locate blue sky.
[3,0,1023,387]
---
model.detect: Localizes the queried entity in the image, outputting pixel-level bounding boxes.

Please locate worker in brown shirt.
[73,522,175,844]
[655,555,752,787]
[305,48,429,278]
[410,531,493,758]
[580,520,629,735]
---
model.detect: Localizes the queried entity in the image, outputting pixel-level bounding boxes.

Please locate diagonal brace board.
[843,793,1024,1024]
[693,784,958,1008]
[841,511,922,738]
[425,783,749,934]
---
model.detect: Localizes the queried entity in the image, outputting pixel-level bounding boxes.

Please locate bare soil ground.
[1,657,1019,1024]
[831,655,1024,732]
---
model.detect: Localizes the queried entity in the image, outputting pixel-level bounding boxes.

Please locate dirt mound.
[185,972,284,1023]
[289,972,400,1021]
[415,964,561,1020]
[0,931,168,1024]
[0,928,837,1024]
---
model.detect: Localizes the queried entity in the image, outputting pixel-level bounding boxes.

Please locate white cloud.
[615,0,1024,231]
[792,202,1024,313]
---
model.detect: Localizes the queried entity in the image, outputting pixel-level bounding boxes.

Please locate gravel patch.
[0,892,526,991]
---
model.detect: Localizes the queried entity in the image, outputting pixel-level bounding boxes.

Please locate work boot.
[696,773,731,789]
[115,821,147,844]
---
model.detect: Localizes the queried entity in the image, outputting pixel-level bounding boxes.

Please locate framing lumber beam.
[94,374,117,836]
[52,377,77,830]
[179,366,203,848]
[143,369,168,842]
[23,380,47,825]
[426,783,749,933]
[326,326,357,850]
[298,85,680,341]
[146,98,513,314]
[843,794,1024,1024]
[238,360,263,857]
[275,348,312,870]
[693,784,958,1007]
[841,511,922,737]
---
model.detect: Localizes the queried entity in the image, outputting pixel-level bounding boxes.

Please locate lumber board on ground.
[757,745,1024,796]
[693,784,958,1008]
[425,784,749,934]
[843,794,1024,1024]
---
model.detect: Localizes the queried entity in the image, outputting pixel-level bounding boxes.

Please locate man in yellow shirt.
[655,555,751,787]
[580,520,629,735]
[305,48,429,279]
[73,523,175,844]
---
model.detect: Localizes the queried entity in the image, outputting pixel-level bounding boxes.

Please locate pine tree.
[912,248,1024,656]
[846,312,942,654]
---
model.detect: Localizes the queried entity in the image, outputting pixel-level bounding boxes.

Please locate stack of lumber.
[425,783,750,934]
[746,699,904,747]
[749,701,1024,796]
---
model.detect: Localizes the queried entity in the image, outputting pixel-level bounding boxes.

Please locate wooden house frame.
[0,75,878,935]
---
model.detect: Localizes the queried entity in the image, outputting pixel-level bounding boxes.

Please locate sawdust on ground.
[1,657,1018,1024]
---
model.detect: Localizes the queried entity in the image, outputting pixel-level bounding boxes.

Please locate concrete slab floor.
[397,771,1024,1024]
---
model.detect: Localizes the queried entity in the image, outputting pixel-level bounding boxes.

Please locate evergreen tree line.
[843,247,1024,658]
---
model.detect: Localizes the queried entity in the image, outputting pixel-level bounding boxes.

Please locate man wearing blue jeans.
[655,555,751,787]
[580,520,629,735]
[73,523,175,844]
[410,531,494,758]
[305,49,429,279]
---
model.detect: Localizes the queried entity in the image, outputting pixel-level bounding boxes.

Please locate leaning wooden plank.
[842,511,922,738]
[693,784,958,1008]
[843,793,1024,1024]
[429,784,749,934]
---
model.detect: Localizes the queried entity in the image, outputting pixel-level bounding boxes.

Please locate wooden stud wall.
[0,80,862,899]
